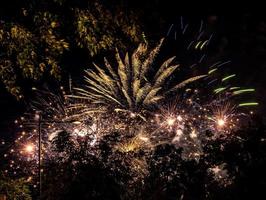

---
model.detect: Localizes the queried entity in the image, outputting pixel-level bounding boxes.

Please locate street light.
[34,112,42,200]
[34,111,81,199]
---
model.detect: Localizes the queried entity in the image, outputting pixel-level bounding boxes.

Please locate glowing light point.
[35,113,41,121]
[138,135,149,142]
[172,129,183,142]
[130,112,136,118]
[166,117,176,126]
[25,144,34,153]
[189,130,197,138]
[177,115,183,122]
[72,121,82,125]
[74,128,88,137]
[217,119,225,127]
[27,176,33,182]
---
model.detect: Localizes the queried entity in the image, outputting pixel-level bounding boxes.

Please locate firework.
[2,19,259,197]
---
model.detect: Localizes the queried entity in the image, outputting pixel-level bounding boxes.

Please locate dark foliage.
[40,116,266,200]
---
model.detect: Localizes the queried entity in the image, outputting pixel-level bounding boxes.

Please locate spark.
[26,176,33,182]
[72,121,82,125]
[25,144,34,153]
[189,129,197,138]
[222,74,236,82]
[195,41,202,49]
[217,118,225,127]
[208,68,217,75]
[130,112,137,118]
[138,135,149,142]
[177,115,183,122]
[229,87,241,90]
[200,40,208,50]
[238,102,258,107]
[166,117,176,126]
[208,164,232,186]
[74,128,88,137]
[233,89,255,95]
[214,87,227,94]
[34,113,40,121]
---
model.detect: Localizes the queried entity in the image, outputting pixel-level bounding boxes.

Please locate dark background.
[1,1,266,199]
[1,1,266,151]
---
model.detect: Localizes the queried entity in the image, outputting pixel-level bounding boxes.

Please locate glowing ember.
[166,117,176,126]
[177,115,183,122]
[25,144,34,153]
[217,119,226,127]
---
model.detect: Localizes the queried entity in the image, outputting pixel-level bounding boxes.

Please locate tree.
[0,0,142,99]
[0,173,32,200]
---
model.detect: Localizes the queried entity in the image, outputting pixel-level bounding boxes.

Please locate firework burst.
[70,38,206,118]
[2,19,259,197]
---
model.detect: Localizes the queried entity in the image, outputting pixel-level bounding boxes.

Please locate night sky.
[0,2,266,149]
[0,0,266,196]
[1,4,266,140]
